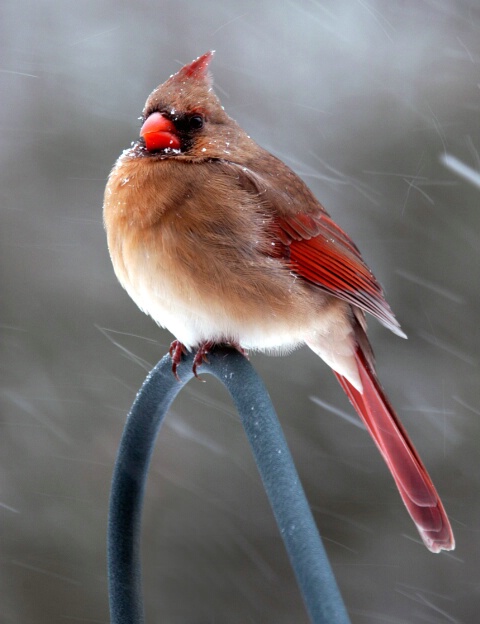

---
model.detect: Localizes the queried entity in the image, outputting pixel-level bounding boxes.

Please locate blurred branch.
[107,346,350,624]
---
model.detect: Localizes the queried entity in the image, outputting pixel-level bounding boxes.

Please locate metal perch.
[107,345,350,623]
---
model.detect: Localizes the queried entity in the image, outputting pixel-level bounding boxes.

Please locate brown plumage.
[103,52,454,552]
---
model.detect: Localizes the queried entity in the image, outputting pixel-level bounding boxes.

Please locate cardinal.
[103,52,454,553]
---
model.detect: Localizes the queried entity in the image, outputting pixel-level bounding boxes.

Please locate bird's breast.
[103,152,330,349]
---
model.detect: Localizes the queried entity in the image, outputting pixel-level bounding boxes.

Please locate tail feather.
[334,345,455,553]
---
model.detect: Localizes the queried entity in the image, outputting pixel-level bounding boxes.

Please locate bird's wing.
[223,159,404,336]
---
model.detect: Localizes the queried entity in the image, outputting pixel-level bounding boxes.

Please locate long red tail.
[334,346,454,553]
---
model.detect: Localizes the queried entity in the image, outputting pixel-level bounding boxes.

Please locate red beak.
[140,112,181,151]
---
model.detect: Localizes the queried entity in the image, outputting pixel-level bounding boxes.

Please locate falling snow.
[2,1,479,623]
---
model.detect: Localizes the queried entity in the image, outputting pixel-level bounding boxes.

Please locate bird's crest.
[173,51,215,83]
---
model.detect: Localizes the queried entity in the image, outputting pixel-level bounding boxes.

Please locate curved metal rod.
[107,346,350,624]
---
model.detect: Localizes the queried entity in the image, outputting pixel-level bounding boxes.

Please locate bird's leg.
[169,340,187,381]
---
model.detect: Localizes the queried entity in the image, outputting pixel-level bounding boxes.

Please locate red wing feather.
[275,213,404,336]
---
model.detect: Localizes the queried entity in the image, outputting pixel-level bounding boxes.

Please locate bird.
[103,51,454,553]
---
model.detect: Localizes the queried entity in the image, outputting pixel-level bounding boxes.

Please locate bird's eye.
[188,114,204,131]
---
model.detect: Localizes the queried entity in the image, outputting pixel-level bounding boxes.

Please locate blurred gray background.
[1,1,479,622]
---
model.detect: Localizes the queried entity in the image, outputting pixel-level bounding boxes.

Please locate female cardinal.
[103,52,454,553]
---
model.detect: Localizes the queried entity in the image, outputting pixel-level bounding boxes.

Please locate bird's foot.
[168,340,213,381]
[192,341,215,380]
[169,340,187,381]
[192,341,248,378]
[169,340,248,381]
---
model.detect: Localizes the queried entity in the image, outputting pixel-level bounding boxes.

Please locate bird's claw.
[192,341,214,380]
[168,340,213,381]
[169,340,187,381]
[168,340,248,380]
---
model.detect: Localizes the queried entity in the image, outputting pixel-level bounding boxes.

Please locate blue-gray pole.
[108,346,350,624]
